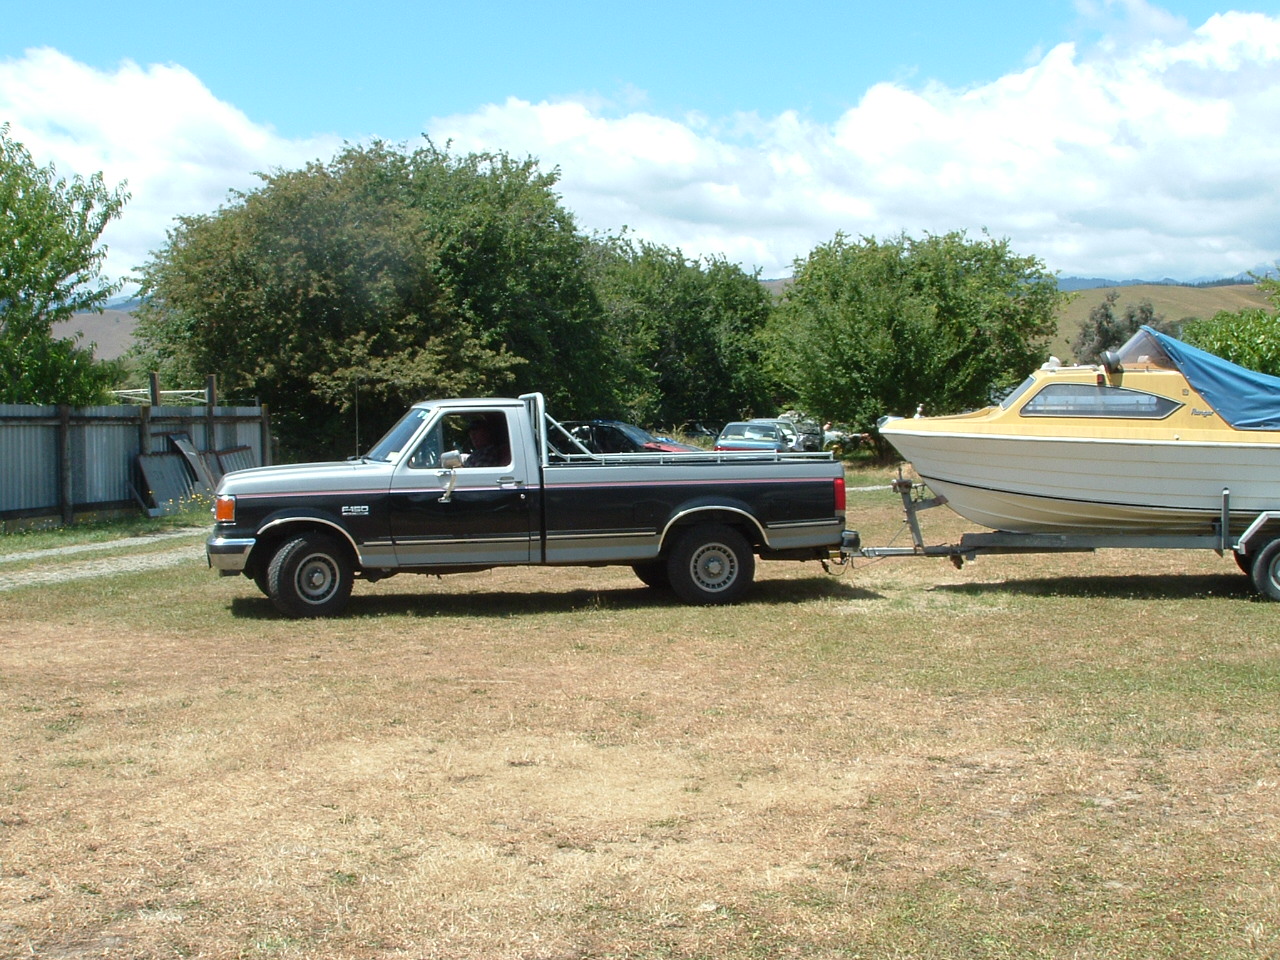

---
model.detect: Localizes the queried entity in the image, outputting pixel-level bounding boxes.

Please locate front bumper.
[206,534,256,574]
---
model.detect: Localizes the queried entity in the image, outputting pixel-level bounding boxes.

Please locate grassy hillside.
[1051,283,1270,361]
[52,308,138,361]
[59,281,1273,367]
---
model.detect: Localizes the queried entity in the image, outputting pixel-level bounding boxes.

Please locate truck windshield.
[365,408,431,462]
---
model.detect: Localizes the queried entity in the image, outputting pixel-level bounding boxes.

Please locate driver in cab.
[464,416,510,467]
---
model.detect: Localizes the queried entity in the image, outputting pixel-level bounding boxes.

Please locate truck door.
[388,407,535,567]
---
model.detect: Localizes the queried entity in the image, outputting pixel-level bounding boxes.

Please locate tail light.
[834,476,846,513]
[213,494,236,523]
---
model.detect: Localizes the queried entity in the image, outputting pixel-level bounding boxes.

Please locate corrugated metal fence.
[0,403,271,527]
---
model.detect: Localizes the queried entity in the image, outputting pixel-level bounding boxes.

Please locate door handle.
[496,476,524,488]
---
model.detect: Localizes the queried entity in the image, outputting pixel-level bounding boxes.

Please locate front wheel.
[267,533,354,617]
[666,524,754,605]
[1250,538,1280,601]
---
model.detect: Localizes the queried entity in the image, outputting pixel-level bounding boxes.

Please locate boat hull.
[882,428,1280,535]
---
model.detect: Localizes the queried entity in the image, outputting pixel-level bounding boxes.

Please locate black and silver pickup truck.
[207,393,848,616]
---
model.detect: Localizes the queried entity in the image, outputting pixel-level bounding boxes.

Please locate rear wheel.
[666,524,754,605]
[632,560,670,590]
[267,533,354,617]
[1250,538,1280,601]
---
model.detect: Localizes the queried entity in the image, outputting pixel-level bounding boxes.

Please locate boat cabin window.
[1020,383,1182,419]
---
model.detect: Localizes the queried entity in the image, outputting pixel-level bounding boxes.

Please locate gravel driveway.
[0,529,205,592]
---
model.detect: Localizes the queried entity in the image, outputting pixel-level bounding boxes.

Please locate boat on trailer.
[865,326,1280,600]
[878,326,1280,537]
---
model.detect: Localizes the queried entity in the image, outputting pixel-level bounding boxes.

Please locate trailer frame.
[850,476,1280,601]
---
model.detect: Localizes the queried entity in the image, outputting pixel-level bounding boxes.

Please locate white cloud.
[4,10,1280,288]
[0,48,340,286]
[430,10,1280,279]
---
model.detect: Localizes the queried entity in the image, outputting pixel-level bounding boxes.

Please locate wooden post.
[58,405,74,525]
[148,371,161,406]
[259,403,272,466]
[139,404,152,455]
[205,375,218,452]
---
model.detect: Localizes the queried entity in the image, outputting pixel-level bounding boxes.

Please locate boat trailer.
[846,477,1280,601]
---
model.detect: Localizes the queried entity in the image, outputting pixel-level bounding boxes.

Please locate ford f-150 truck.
[207,393,847,616]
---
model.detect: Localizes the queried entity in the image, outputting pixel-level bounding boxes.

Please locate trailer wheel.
[1250,538,1280,601]
[1234,549,1254,577]
[666,524,754,605]
[267,533,354,617]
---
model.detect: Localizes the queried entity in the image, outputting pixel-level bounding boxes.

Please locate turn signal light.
[213,494,236,523]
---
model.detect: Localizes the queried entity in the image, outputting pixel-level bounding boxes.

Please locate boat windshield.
[999,375,1038,410]
[1113,328,1177,370]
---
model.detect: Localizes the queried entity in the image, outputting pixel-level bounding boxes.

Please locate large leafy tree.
[587,235,774,427]
[136,141,611,460]
[0,123,128,404]
[767,231,1065,456]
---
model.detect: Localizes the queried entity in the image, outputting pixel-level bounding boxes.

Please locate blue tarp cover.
[1146,325,1280,431]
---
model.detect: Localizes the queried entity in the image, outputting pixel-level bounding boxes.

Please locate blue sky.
[3,0,1279,282]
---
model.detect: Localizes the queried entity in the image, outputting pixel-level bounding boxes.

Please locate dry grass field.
[2,474,1279,959]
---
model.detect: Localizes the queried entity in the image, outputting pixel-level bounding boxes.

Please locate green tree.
[588,235,774,427]
[1071,290,1175,363]
[767,231,1065,457]
[1179,272,1280,375]
[135,140,612,460]
[1182,308,1280,375]
[0,123,128,404]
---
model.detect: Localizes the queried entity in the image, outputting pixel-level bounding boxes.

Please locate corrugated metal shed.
[0,404,269,523]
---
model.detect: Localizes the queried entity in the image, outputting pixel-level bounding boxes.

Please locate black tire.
[251,565,272,598]
[266,533,354,617]
[632,560,671,590]
[1250,538,1280,601]
[666,524,754,605]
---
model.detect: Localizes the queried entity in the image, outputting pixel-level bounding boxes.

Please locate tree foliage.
[587,235,774,427]
[0,123,128,404]
[135,140,611,459]
[1070,291,1175,363]
[1179,274,1280,375]
[766,231,1065,456]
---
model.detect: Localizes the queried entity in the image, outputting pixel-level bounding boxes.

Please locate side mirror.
[437,450,463,502]
[1100,350,1123,374]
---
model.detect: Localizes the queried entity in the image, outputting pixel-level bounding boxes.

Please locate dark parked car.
[562,420,702,454]
[714,421,791,452]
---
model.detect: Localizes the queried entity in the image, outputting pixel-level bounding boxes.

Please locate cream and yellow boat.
[878,326,1280,535]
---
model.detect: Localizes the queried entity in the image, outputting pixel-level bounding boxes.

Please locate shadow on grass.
[227,573,878,620]
[934,571,1255,601]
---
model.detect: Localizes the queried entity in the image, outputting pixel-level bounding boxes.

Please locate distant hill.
[52,280,1273,366]
[1051,282,1271,360]
[52,308,138,361]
